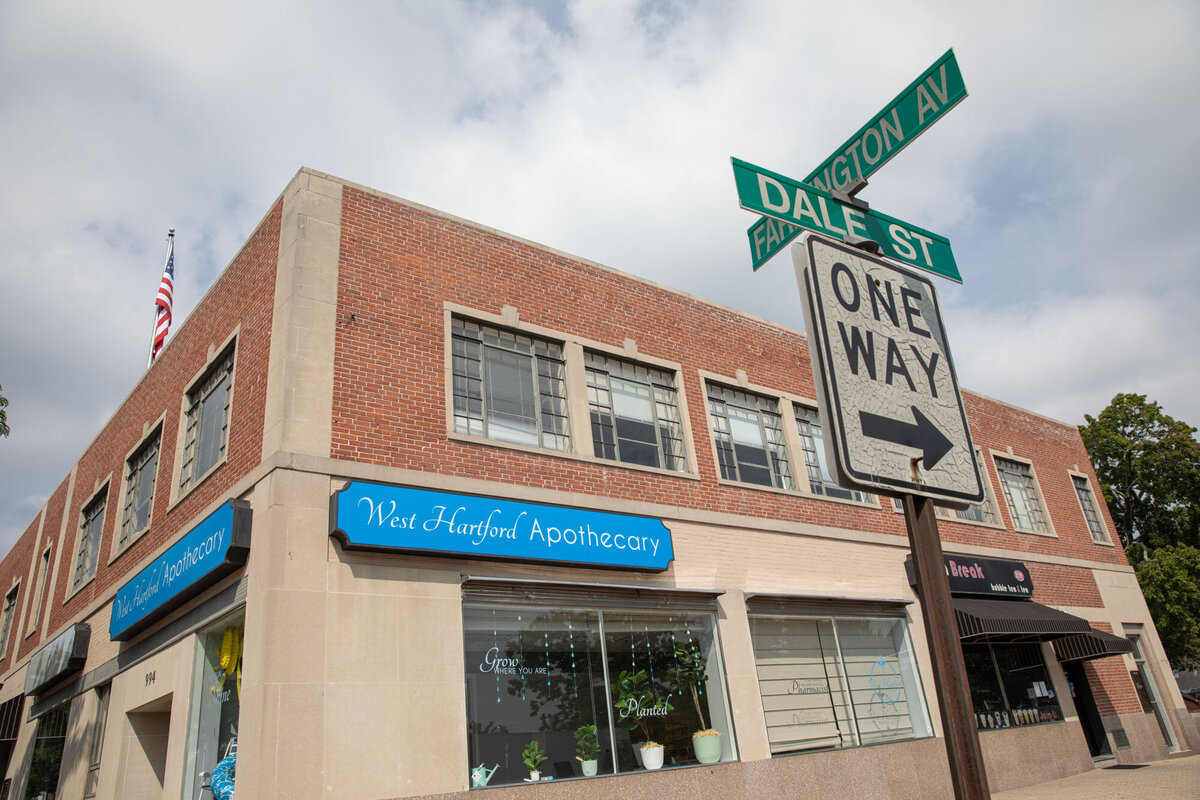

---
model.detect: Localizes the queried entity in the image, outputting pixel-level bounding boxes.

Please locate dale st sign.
[795,233,983,504]
[733,158,961,282]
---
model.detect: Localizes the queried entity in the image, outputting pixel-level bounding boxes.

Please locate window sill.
[63,574,96,605]
[713,477,879,509]
[887,502,1007,531]
[1012,526,1058,539]
[446,431,701,481]
[108,528,149,566]
[169,455,228,513]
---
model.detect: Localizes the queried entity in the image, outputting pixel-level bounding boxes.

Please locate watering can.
[471,764,499,787]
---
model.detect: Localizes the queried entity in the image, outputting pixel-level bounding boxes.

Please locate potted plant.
[639,740,665,770]
[611,668,673,766]
[574,724,601,776]
[675,644,722,764]
[521,738,548,781]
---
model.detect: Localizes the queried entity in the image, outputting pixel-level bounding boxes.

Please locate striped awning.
[953,597,1093,642]
[1052,628,1134,662]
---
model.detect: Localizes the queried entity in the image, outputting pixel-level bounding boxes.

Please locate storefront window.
[463,604,731,787]
[750,614,931,754]
[184,611,243,800]
[23,704,69,799]
[962,643,1062,730]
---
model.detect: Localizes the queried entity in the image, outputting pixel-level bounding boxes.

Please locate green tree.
[1079,393,1200,550]
[1132,544,1200,669]
[0,383,9,438]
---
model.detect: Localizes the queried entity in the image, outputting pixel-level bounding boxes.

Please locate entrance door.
[1064,661,1111,758]
[1128,635,1179,752]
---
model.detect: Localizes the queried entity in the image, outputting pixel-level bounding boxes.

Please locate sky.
[1,0,1198,554]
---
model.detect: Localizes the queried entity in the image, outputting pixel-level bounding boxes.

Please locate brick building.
[0,168,1194,799]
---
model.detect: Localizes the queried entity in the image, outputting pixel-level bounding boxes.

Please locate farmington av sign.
[331,482,674,571]
[746,49,967,269]
[109,499,251,641]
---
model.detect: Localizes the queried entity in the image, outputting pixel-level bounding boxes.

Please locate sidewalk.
[992,754,1200,799]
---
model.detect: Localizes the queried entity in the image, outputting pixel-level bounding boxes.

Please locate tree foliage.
[1079,393,1200,550]
[1133,544,1200,670]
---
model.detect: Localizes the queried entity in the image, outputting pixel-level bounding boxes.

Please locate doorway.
[1063,661,1111,758]
[1127,635,1179,752]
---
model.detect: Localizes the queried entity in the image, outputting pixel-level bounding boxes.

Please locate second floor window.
[0,588,17,660]
[1072,475,1110,544]
[75,492,106,589]
[451,318,570,450]
[180,348,234,492]
[120,432,160,548]
[794,406,871,503]
[585,353,687,471]
[707,383,793,489]
[995,457,1049,533]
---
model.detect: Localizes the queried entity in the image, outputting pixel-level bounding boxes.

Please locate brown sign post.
[904,494,991,799]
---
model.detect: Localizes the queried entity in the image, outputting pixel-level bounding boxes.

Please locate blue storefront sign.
[109,499,251,641]
[331,482,674,572]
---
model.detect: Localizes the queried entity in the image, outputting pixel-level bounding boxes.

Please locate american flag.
[149,232,175,364]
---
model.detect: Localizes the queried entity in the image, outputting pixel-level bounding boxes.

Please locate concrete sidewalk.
[992,754,1200,799]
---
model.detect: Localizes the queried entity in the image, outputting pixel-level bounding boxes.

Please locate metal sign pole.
[903,493,991,800]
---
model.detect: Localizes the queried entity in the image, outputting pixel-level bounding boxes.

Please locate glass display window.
[183,610,244,800]
[749,613,932,754]
[462,600,732,787]
[961,642,1062,730]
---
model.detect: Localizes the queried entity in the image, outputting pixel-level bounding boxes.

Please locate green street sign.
[732,157,961,282]
[747,49,967,270]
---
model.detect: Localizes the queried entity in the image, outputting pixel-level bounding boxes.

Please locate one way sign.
[795,234,984,506]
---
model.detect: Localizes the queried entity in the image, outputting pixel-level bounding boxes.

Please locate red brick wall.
[1083,623,1142,716]
[1026,562,1103,608]
[332,187,1129,572]
[0,200,281,656]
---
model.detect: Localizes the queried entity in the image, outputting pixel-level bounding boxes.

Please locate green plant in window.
[611,669,673,733]
[674,644,715,733]
[521,738,548,773]
[574,724,601,761]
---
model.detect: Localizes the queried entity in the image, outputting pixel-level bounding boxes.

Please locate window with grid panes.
[0,588,16,660]
[1072,475,1110,543]
[707,384,793,489]
[83,685,110,797]
[29,547,50,635]
[74,492,106,589]
[120,430,160,548]
[585,353,686,470]
[180,348,234,492]
[994,457,1049,532]
[793,406,870,503]
[451,319,570,450]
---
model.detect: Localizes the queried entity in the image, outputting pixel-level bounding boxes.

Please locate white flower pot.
[581,758,598,776]
[641,746,664,770]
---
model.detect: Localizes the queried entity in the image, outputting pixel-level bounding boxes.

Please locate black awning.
[953,597,1093,642]
[1052,628,1134,662]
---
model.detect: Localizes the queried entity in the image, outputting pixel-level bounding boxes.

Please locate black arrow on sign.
[859,406,954,470]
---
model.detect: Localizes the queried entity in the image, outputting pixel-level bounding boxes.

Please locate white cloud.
[1,0,1199,553]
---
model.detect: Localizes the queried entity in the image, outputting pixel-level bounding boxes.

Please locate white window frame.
[0,584,18,661]
[792,404,874,505]
[704,380,794,491]
[1068,470,1112,546]
[73,483,110,592]
[116,421,163,556]
[173,333,238,505]
[991,452,1055,536]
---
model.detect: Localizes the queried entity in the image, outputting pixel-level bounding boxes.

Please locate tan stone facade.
[0,168,1194,800]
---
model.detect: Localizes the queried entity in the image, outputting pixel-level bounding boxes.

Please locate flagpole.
[146,229,175,369]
